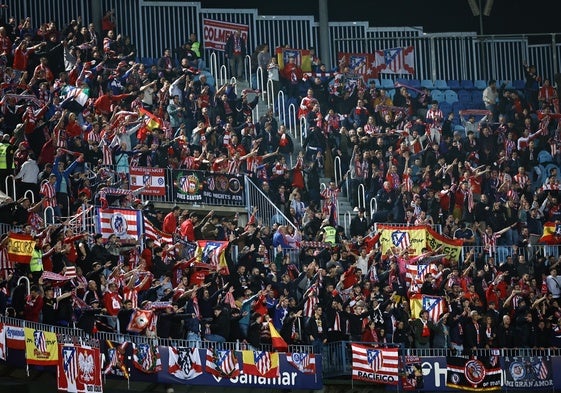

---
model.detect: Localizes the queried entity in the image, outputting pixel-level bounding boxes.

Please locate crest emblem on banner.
[367,349,382,372]
[391,231,410,248]
[110,213,128,237]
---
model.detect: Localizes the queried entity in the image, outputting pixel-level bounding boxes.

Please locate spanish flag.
[24,328,58,366]
[275,47,312,72]
[7,232,35,264]
[241,350,279,378]
[269,321,288,352]
[138,107,163,141]
[539,222,561,245]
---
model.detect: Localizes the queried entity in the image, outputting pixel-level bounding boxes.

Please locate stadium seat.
[498,80,514,90]
[380,78,395,89]
[439,101,452,116]
[409,79,421,89]
[447,79,461,90]
[368,79,381,88]
[444,89,459,104]
[471,90,484,105]
[460,79,474,90]
[387,88,396,100]
[420,79,434,90]
[434,79,449,90]
[473,79,487,90]
[431,89,444,103]
[512,79,525,90]
[458,89,472,104]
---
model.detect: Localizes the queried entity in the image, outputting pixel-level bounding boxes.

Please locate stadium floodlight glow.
[467,0,480,16]
[483,0,494,16]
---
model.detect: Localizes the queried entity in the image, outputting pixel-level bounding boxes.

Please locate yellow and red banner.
[7,232,35,264]
[241,350,279,378]
[24,328,58,366]
[378,224,426,256]
[539,222,561,245]
[426,226,463,262]
[195,240,229,275]
[377,224,463,262]
[276,47,312,72]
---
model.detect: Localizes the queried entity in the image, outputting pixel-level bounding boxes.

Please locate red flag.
[127,309,154,333]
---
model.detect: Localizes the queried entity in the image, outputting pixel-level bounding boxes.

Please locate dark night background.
[199,0,556,35]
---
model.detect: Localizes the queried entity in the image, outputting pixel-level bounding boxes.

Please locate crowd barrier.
[323,341,561,391]
[0,315,321,390]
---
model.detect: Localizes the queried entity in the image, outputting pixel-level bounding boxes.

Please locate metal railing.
[4,175,16,200]
[244,176,297,232]
[0,315,313,354]
[333,156,342,188]
[372,222,443,234]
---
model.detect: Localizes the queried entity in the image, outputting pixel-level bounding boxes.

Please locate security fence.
[3,0,560,83]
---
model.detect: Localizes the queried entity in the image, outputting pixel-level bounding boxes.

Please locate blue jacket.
[53,155,79,194]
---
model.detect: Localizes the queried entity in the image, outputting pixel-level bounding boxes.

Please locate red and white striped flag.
[374,46,415,75]
[143,217,173,246]
[405,263,438,292]
[351,344,399,385]
[96,207,142,240]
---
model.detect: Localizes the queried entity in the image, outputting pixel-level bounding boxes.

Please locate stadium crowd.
[0,8,560,355]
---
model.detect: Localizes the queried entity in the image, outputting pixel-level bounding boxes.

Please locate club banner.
[351,344,399,385]
[504,356,553,389]
[378,224,426,256]
[373,46,415,75]
[410,294,448,322]
[426,226,463,262]
[102,340,130,380]
[57,344,103,393]
[401,355,424,391]
[446,355,501,391]
[337,52,375,78]
[174,170,204,202]
[378,224,463,262]
[133,341,162,374]
[130,167,166,196]
[276,47,312,72]
[202,173,244,205]
[4,325,25,350]
[96,208,142,240]
[0,322,6,360]
[7,232,36,264]
[202,18,248,51]
[156,347,322,389]
[24,328,58,366]
[168,347,203,380]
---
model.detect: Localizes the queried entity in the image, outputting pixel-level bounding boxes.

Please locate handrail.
[287,103,297,141]
[369,197,378,219]
[277,89,286,123]
[256,66,264,101]
[298,116,306,147]
[43,206,55,226]
[24,189,35,204]
[266,78,275,108]
[5,174,16,200]
[244,176,297,232]
[357,183,365,211]
[209,52,218,87]
[343,211,351,234]
[219,64,228,87]
[244,54,252,85]
[333,156,342,188]
[17,276,30,295]
[230,76,238,95]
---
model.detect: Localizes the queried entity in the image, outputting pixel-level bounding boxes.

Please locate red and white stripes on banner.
[374,46,415,75]
[143,218,173,246]
[96,208,141,240]
[351,344,399,385]
[405,263,438,293]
